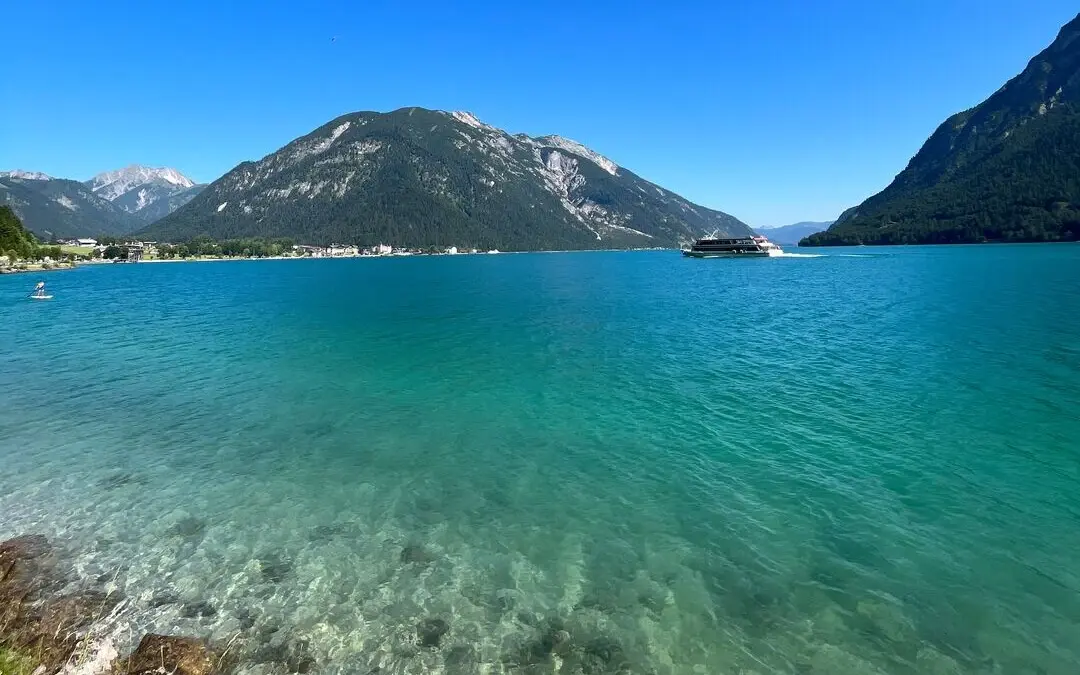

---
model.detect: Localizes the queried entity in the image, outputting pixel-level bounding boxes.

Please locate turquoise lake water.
[1,247,1078,675]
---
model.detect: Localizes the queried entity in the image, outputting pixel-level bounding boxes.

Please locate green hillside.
[0,205,39,259]
[804,13,1080,246]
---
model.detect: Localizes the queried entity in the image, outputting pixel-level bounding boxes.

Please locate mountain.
[0,173,138,239]
[756,221,833,246]
[0,170,53,181]
[86,165,206,224]
[140,108,751,249]
[804,13,1080,246]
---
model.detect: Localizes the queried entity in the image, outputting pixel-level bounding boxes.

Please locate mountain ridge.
[86,165,205,224]
[0,174,138,239]
[0,170,53,181]
[141,107,751,249]
[804,13,1080,246]
[0,165,206,238]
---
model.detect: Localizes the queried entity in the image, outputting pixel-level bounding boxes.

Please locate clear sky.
[2,0,1076,228]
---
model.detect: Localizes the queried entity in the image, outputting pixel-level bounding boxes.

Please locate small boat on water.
[682,235,783,258]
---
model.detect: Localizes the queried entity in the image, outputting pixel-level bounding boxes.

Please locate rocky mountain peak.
[141,106,750,249]
[87,165,196,201]
[534,135,619,176]
[0,170,53,181]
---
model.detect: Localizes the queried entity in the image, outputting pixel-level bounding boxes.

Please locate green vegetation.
[157,236,296,259]
[0,177,136,240]
[0,206,70,264]
[101,245,127,260]
[0,206,39,260]
[0,645,38,675]
[804,14,1080,247]
[0,643,38,673]
[804,108,1080,246]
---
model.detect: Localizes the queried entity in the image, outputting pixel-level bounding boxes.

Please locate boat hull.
[682,249,778,258]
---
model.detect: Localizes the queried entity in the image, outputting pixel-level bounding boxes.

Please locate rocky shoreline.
[0,535,225,675]
[0,261,77,275]
[0,531,654,675]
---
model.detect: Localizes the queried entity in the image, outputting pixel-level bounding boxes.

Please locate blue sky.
[2,0,1076,227]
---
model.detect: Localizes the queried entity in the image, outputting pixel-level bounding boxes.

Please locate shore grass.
[58,245,93,256]
[0,645,38,675]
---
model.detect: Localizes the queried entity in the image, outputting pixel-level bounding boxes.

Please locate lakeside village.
[0,236,500,273]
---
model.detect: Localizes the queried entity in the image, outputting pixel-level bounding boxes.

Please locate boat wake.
[775,252,824,258]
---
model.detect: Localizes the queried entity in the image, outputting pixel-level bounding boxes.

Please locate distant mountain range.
[87,166,206,225]
[0,173,133,239]
[140,108,752,250]
[0,166,204,240]
[755,221,832,245]
[805,12,1080,246]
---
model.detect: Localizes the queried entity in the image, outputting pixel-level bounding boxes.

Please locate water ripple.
[1,247,1079,674]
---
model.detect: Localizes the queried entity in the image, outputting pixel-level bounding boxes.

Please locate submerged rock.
[533,618,572,659]
[0,535,60,600]
[150,589,181,608]
[250,636,316,673]
[98,471,144,490]
[39,589,120,634]
[804,644,887,675]
[855,597,916,644]
[310,524,347,543]
[116,634,220,675]
[580,637,631,674]
[916,647,965,675]
[399,543,435,566]
[444,644,480,673]
[235,607,256,631]
[168,517,208,538]
[258,554,293,583]
[180,601,217,619]
[516,630,636,675]
[417,617,450,648]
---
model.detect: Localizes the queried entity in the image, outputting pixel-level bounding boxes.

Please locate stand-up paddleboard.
[29,281,51,300]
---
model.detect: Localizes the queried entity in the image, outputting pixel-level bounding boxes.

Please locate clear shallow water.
[1,247,1079,675]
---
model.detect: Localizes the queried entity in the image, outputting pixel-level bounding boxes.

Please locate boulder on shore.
[0,535,60,605]
[114,634,221,675]
[1,536,126,674]
[2,536,230,675]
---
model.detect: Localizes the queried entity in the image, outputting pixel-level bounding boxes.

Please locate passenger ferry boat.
[682,235,783,258]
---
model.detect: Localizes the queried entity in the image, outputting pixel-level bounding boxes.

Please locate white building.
[328,244,359,257]
[76,238,98,246]
[373,244,392,255]
[445,246,458,255]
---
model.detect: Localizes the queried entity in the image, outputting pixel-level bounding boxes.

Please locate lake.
[1,246,1078,674]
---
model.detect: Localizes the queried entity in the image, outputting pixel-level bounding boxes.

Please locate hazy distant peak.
[0,169,53,181]
[88,165,196,201]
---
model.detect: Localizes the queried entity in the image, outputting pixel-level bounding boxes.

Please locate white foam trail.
[775,252,824,258]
